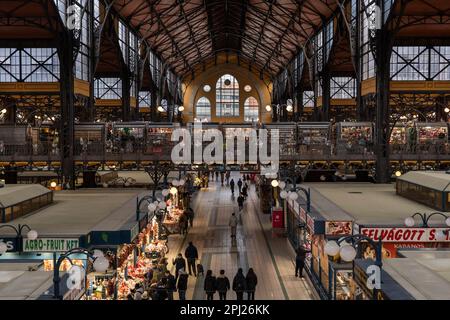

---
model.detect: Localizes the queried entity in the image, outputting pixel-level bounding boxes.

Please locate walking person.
[220,172,224,186]
[232,268,247,301]
[204,270,217,301]
[242,183,248,200]
[177,269,189,300]
[216,270,231,300]
[226,171,231,186]
[179,212,189,235]
[237,193,244,211]
[229,213,238,244]
[186,207,195,228]
[237,179,243,194]
[295,246,310,278]
[164,270,176,301]
[185,242,199,277]
[173,253,186,281]
[230,179,235,194]
[245,268,258,300]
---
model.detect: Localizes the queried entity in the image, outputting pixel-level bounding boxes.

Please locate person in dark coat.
[232,268,247,300]
[164,270,176,300]
[295,246,310,278]
[179,213,189,235]
[204,270,217,300]
[184,242,199,276]
[186,207,195,227]
[173,253,186,280]
[177,269,189,300]
[230,179,235,194]
[237,194,244,211]
[245,268,258,300]
[242,184,248,200]
[216,270,231,300]
[237,179,243,193]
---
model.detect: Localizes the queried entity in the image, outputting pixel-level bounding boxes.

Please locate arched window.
[216,74,239,117]
[244,97,259,122]
[195,97,211,122]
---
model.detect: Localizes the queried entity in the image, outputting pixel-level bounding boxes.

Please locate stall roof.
[0,185,52,208]
[383,250,450,300]
[302,183,442,226]
[0,189,142,237]
[397,171,450,192]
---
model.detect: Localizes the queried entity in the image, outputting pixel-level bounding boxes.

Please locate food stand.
[416,122,448,153]
[336,122,373,155]
[298,122,331,155]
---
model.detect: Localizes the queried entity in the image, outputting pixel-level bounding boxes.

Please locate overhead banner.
[23,238,80,252]
[360,227,450,243]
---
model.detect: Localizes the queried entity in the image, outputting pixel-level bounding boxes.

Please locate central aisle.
[167,175,316,300]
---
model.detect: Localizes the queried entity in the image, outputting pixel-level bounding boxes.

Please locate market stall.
[115,226,169,300]
[31,125,59,155]
[416,122,448,153]
[263,123,298,157]
[74,123,105,155]
[112,122,146,153]
[336,122,373,155]
[145,123,178,155]
[390,124,408,153]
[297,122,331,156]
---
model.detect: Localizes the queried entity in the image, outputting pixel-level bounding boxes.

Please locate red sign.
[360,227,450,243]
[272,208,284,229]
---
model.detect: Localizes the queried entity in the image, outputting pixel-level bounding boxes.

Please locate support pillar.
[59,32,76,189]
[374,29,392,184]
[321,71,331,121]
[122,72,131,122]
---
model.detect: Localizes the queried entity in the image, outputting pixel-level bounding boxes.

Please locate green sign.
[23,238,79,252]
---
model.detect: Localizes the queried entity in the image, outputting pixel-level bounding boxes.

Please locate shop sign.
[360,227,450,243]
[272,207,284,229]
[325,221,353,236]
[0,237,18,253]
[23,238,79,252]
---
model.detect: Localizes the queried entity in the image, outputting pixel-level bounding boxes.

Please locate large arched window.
[195,97,211,122]
[244,97,259,122]
[216,74,239,117]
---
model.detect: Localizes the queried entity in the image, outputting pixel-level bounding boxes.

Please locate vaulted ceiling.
[113,0,337,78]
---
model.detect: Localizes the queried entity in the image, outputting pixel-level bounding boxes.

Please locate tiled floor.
[166,175,316,300]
